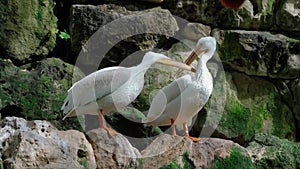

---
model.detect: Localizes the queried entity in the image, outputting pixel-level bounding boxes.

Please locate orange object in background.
[220,0,245,9]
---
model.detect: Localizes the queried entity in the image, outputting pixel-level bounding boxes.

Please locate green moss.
[36,0,44,28]
[287,37,300,43]
[78,144,89,169]
[137,158,144,169]
[249,134,300,169]
[212,146,255,169]
[0,58,84,130]
[159,161,180,169]
[182,151,195,169]
[78,157,89,169]
[222,98,251,135]
[218,32,244,61]
[266,0,274,14]
[159,151,195,169]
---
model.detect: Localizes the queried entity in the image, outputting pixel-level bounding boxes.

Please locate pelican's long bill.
[174,48,208,77]
[156,58,196,72]
[185,48,208,65]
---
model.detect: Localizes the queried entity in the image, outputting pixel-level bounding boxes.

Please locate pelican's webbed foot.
[184,133,201,142]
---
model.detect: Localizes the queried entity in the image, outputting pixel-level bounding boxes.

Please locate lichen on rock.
[247,133,300,169]
[0,0,57,63]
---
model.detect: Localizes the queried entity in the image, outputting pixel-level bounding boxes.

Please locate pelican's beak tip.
[191,67,196,72]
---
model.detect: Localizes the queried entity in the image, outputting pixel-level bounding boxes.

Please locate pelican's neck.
[196,54,210,81]
[133,58,156,74]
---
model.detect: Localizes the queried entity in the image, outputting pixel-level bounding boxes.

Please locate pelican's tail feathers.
[62,108,77,120]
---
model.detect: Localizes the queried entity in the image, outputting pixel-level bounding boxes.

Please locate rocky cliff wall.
[0,0,299,168]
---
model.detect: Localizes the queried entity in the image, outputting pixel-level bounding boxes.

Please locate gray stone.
[213,29,300,79]
[141,134,254,168]
[86,128,141,169]
[247,133,300,169]
[0,117,96,169]
[69,4,179,71]
[180,22,211,40]
[0,0,57,63]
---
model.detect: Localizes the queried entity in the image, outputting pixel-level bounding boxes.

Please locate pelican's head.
[141,51,196,72]
[185,37,216,65]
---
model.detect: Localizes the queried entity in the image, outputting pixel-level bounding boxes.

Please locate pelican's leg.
[98,109,117,136]
[171,119,177,136]
[183,122,200,142]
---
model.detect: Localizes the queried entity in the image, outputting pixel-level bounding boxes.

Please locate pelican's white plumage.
[142,37,216,141]
[61,51,195,136]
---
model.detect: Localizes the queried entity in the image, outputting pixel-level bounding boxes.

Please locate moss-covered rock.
[247,133,300,169]
[0,0,57,63]
[69,4,179,69]
[142,135,254,169]
[213,30,300,79]
[0,58,84,130]
[193,72,295,145]
[212,145,255,169]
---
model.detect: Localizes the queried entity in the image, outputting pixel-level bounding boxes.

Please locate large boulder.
[0,0,57,64]
[69,4,179,71]
[213,29,300,79]
[141,134,255,168]
[193,72,296,145]
[247,133,300,169]
[86,128,141,169]
[0,58,84,130]
[0,117,96,169]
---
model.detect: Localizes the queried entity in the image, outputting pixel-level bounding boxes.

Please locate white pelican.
[61,52,196,136]
[142,37,216,142]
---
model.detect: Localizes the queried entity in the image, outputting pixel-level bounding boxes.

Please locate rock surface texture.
[0,0,57,63]
[0,117,96,169]
[141,134,254,169]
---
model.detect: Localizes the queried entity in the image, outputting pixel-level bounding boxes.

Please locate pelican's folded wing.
[69,67,131,107]
[143,74,192,123]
